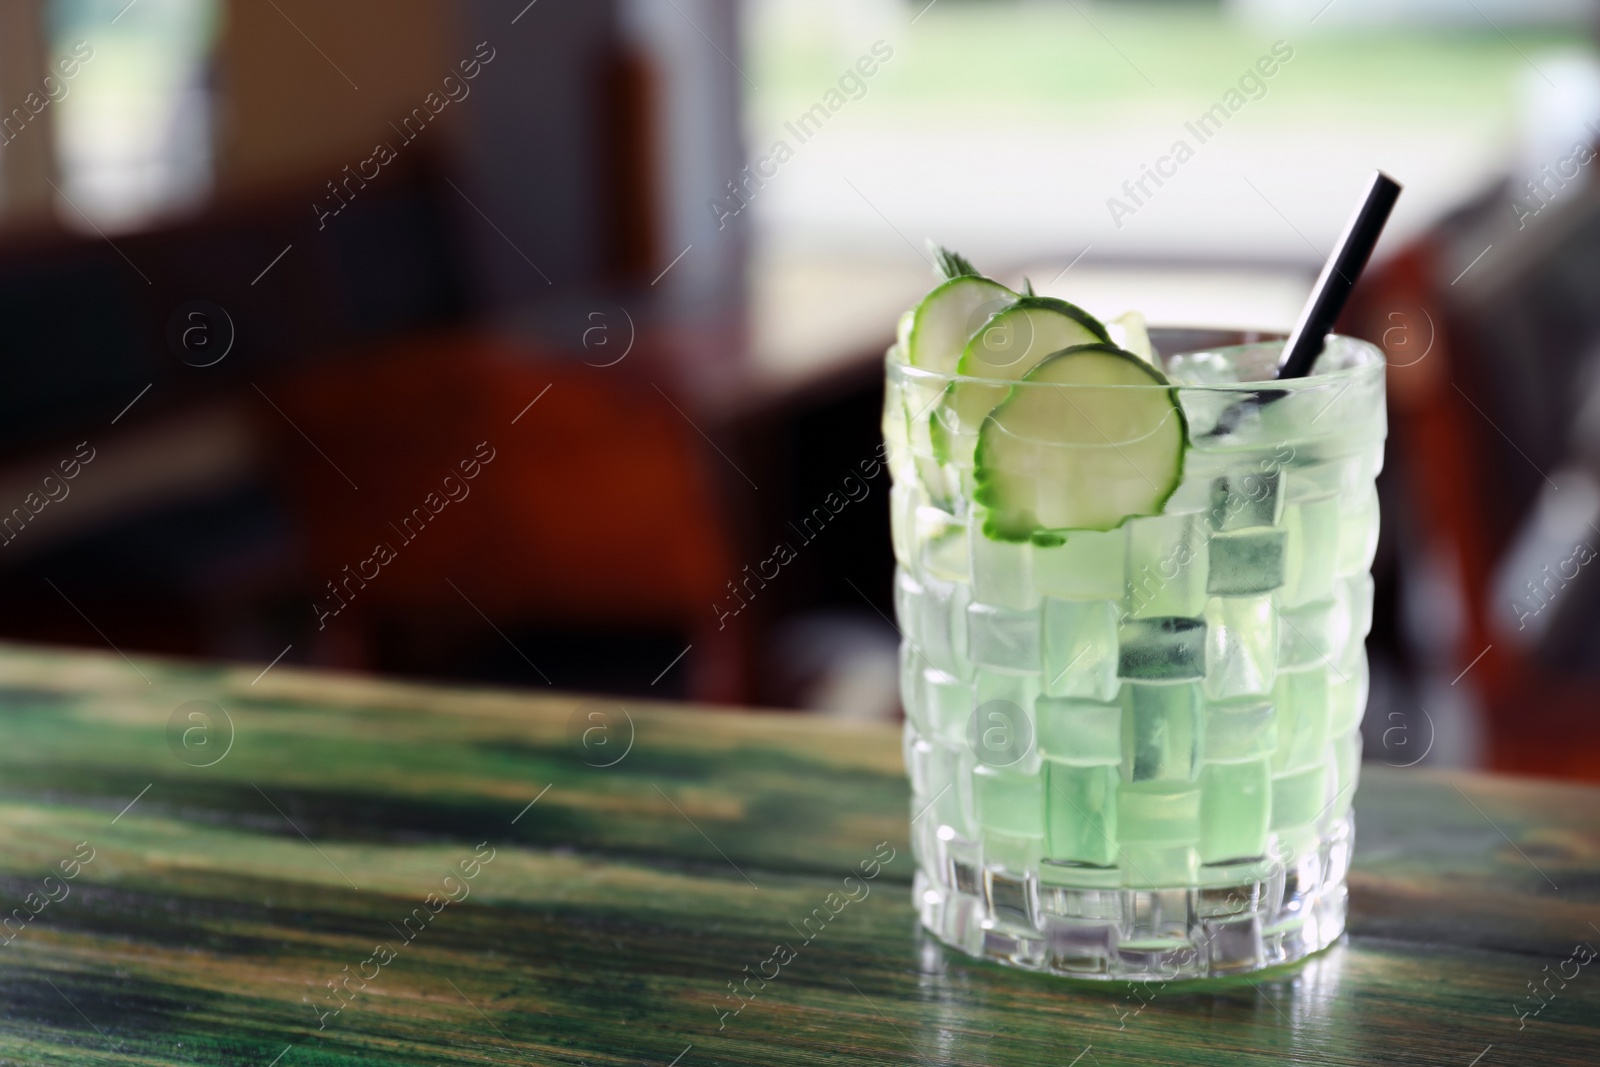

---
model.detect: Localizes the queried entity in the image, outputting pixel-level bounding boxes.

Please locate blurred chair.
[0,160,751,702]
[260,330,746,702]
[0,160,472,657]
[1348,162,1600,781]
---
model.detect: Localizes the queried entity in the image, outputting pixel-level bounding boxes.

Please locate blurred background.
[3,0,1600,780]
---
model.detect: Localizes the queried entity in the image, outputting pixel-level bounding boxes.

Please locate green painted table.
[1,642,1597,1066]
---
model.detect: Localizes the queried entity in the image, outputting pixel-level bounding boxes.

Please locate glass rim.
[886,331,1385,392]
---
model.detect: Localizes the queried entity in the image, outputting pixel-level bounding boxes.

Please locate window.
[49,0,220,233]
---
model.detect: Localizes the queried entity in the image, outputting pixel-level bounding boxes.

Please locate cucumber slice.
[906,275,1016,374]
[959,296,1110,378]
[936,296,1111,462]
[974,343,1186,541]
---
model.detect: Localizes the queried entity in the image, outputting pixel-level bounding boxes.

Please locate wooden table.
[1,643,1597,1066]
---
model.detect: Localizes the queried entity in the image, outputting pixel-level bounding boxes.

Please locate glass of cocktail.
[886,252,1385,979]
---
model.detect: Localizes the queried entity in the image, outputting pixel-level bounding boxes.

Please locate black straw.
[1276,170,1402,379]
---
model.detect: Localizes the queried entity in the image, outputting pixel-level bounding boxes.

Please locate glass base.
[913,816,1351,981]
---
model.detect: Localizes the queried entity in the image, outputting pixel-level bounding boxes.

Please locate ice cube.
[1125,513,1209,619]
[974,666,1041,706]
[1042,597,1120,702]
[969,689,1038,770]
[1122,682,1200,781]
[1121,843,1199,889]
[890,483,917,568]
[1207,528,1286,596]
[1161,450,1233,517]
[916,576,972,679]
[1335,574,1375,672]
[1036,695,1121,765]
[1034,528,1127,601]
[967,602,1042,672]
[884,372,910,447]
[894,567,924,644]
[922,668,975,746]
[971,523,1040,609]
[1283,579,1367,678]
[1199,758,1271,864]
[972,670,1042,771]
[1285,454,1359,502]
[1204,594,1278,700]
[1116,781,1201,843]
[900,638,919,714]
[1201,698,1277,763]
[933,402,980,472]
[1166,349,1243,385]
[917,504,971,583]
[1118,616,1207,681]
[1209,468,1283,531]
[904,726,940,796]
[1178,390,1268,453]
[911,736,965,822]
[902,376,947,457]
[1270,763,1330,832]
[954,747,983,839]
[974,764,1045,838]
[1282,497,1339,608]
[1336,484,1380,577]
[901,645,927,730]
[1276,597,1335,672]
[1271,667,1330,772]
[1326,649,1369,737]
[1044,761,1119,866]
[1260,389,1353,447]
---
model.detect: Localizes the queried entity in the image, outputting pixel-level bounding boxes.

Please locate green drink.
[887,254,1385,979]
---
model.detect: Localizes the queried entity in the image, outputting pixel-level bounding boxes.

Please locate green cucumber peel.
[973,342,1187,541]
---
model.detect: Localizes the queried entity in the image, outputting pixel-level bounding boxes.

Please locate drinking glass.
[887,329,1385,979]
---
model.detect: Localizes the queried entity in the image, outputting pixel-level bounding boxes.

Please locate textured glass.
[888,334,1384,980]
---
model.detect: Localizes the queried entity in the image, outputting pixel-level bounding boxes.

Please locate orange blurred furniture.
[1347,177,1600,782]
[260,331,747,703]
